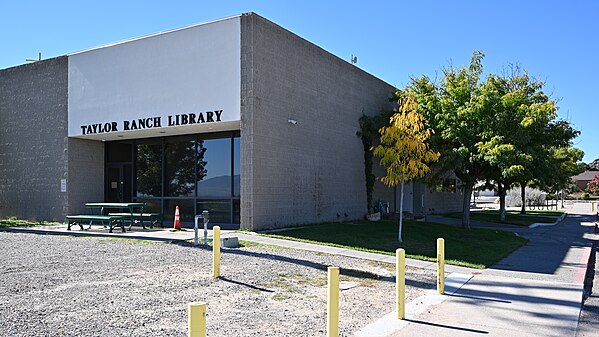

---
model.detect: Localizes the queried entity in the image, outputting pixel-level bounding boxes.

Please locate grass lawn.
[0,218,60,228]
[262,220,528,269]
[442,211,559,226]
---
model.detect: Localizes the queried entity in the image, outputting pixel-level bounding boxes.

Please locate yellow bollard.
[396,248,405,320]
[437,238,445,294]
[327,266,340,337]
[212,226,221,278]
[188,302,206,337]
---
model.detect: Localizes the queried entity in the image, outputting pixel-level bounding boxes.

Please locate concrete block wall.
[67,138,104,214]
[0,57,69,221]
[240,13,395,230]
[425,189,464,215]
[372,161,397,213]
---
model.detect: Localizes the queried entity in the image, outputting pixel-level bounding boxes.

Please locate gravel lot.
[0,232,436,336]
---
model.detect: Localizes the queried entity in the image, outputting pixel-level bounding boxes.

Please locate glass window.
[135,139,162,197]
[163,199,195,224]
[197,200,231,224]
[114,133,239,226]
[233,137,240,198]
[164,136,196,197]
[135,199,162,214]
[106,142,133,163]
[233,199,240,224]
[434,178,457,193]
[197,138,232,198]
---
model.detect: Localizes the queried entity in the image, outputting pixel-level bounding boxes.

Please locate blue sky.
[2,1,597,162]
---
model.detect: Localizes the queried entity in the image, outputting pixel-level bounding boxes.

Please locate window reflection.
[136,140,162,197]
[197,139,231,198]
[233,199,240,224]
[125,133,239,225]
[234,137,240,198]
[197,200,231,224]
[165,136,197,197]
[164,199,195,223]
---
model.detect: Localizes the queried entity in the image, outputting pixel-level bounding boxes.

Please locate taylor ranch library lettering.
[0,13,462,230]
[80,110,225,135]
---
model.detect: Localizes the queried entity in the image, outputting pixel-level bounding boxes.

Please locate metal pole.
[212,226,221,278]
[194,215,201,246]
[202,210,209,247]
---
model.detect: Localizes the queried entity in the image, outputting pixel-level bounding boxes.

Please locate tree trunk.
[398,177,405,243]
[498,182,506,223]
[462,182,473,229]
[520,184,526,214]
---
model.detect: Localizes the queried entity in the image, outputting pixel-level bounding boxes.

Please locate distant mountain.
[196,175,240,198]
[589,159,599,171]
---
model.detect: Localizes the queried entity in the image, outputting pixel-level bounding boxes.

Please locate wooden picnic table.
[85,202,147,230]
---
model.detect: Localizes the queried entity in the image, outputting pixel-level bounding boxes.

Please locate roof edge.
[68,14,242,56]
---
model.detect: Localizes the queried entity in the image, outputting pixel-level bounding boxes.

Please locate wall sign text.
[80,110,224,135]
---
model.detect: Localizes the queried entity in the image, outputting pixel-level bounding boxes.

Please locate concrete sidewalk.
[393,274,583,337]
[382,202,596,337]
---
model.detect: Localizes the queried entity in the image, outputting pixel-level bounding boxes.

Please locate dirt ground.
[0,232,437,336]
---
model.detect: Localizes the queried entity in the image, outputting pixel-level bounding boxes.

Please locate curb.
[528,212,568,229]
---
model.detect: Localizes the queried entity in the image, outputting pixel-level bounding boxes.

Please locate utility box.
[221,237,239,248]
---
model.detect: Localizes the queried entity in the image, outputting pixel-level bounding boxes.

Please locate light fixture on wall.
[288,119,298,125]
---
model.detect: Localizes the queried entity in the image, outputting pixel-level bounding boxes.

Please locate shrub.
[588,175,599,195]
[506,187,546,207]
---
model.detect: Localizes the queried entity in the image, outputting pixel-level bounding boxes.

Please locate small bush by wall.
[506,187,546,207]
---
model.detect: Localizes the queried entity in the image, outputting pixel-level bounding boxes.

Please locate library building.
[0,13,461,230]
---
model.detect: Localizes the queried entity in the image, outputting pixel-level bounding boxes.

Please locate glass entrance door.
[105,164,132,202]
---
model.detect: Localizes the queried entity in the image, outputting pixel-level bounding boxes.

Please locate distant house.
[571,171,599,191]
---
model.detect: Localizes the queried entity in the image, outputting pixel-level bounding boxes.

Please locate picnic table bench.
[66,215,126,233]
[107,212,162,229]
[65,203,163,232]
[85,202,151,230]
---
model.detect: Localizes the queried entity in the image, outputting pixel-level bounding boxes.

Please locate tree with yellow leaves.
[374,92,440,242]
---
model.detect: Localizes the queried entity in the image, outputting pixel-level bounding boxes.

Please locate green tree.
[537,147,585,199]
[374,93,439,242]
[373,52,582,226]
[476,70,549,219]
[408,51,493,228]
[496,70,581,214]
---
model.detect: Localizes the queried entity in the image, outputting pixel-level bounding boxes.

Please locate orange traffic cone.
[173,205,181,230]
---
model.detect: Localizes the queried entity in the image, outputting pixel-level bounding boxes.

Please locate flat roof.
[68,14,242,56]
